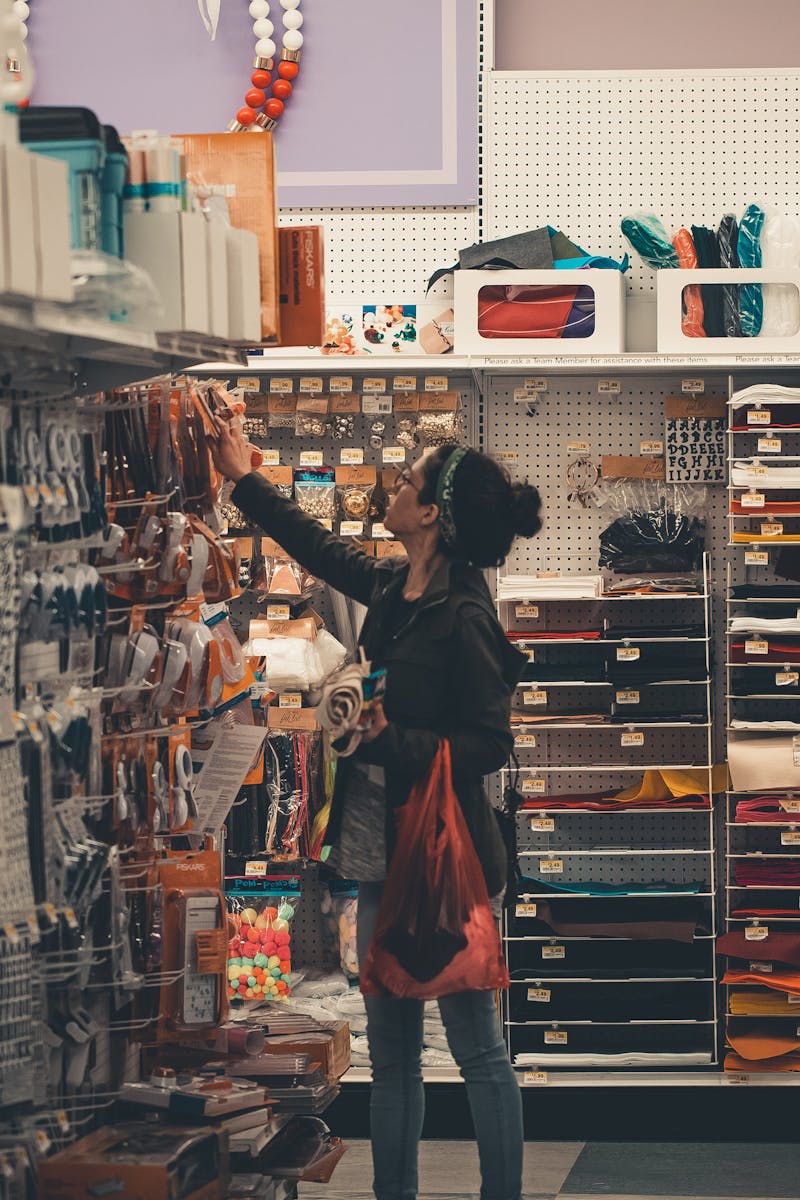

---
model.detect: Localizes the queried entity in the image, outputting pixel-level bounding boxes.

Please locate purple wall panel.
[29,0,478,207]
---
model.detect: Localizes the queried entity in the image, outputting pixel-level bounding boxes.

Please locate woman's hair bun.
[511,482,543,538]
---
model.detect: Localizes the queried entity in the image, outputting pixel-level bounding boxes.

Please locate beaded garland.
[229,0,303,133]
[6,0,31,107]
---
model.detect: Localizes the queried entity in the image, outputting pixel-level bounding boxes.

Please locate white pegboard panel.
[485,70,800,298]
[277,206,478,303]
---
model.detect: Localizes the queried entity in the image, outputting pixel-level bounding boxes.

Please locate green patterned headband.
[435,446,468,549]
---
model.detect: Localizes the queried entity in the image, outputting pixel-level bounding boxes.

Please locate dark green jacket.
[232,472,525,896]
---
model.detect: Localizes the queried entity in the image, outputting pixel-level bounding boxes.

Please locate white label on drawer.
[524,378,549,391]
[372,523,391,539]
[781,831,800,846]
[761,522,784,536]
[744,925,769,941]
[382,446,406,464]
[544,1030,568,1044]
[621,731,645,747]
[539,858,563,874]
[266,605,290,621]
[640,440,664,455]
[747,409,771,425]
[745,639,769,655]
[515,604,540,619]
[567,440,591,453]
[745,551,769,565]
[514,734,537,748]
[299,376,323,393]
[757,437,782,453]
[261,449,280,466]
[340,521,364,537]
[527,988,551,1002]
[279,693,302,709]
[329,376,353,393]
[393,376,417,391]
[617,646,640,661]
[741,492,766,508]
[523,1070,549,1084]
[269,377,293,393]
[616,690,640,705]
[542,945,565,959]
[516,903,538,917]
[361,395,393,414]
[682,379,705,393]
[523,690,548,706]
[522,779,547,796]
[363,378,388,393]
[529,816,554,830]
[424,375,448,391]
[597,379,621,394]
[749,961,773,973]
[340,448,365,465]
[299,451,324,467]
[779,798,800,812]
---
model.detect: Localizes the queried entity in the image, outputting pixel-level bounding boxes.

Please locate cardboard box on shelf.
[278,226,325,347]
[256,1021,351,1081]
[175,132,279,342]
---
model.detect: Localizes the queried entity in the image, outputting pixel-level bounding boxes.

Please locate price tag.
[776,670,799,685]
[424,375,448,391]
[747,409,772,425]
[516,902,538,917]
[363,377,388,393]
[781,831,800,846]
[749,961,773,974]
[748,465,770,477]
[640,440,664,455]
[299,450,324,467]
[741,492,765,508]
[35,1132,51,1155]
[779,797,800,812]
[43,902,57,924]
[524,378,549,391]
[269,377,293,394]
[567,440,591,453]
[745,551,769,566]
[266,604,290,621]
[495,450,519,462]
[340,521,364,537]
[523,1070,549,1084]
[340,447,365,465]
[789,993,800,1003]
[745,925,769,941]
[621,731,645,747]
[794,735,800,768]
[245,860,268,877]
[329,375,353,393]
[279,693,302,709]
[616,646,640,661]
[757,437,782,453]
[539,858,563,874]
[515,604,540,619]
[525,648,535,663]
[514,733,537,748]
[372,523,392,539]
[761,522,784,536]
[527,988,551,1002]
[544,1030,568,1044]
[261,448,280,466]
[382,446,406,464]
[361,394,393,415]
[393,376,417,391]
[616,690,640,705]
[529,816,554,830]
[64,907,78,929]
[4,922,19,944]
[27,913,40,942]
[597,379,621,394]
[727,1073,750,1085]
[542,945,565,960]
[522,779,547,795]
[56,1111,70,1134]
[682,378,705,393]
[745,639,769,656]
[299,376,323,393]
[523,690,548,706]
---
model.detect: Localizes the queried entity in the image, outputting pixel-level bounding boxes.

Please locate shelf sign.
[516,903,538,918]
[744,639,769,656]
[779,797,800,812]
[363,378,387,392]
[544,1030,568,1044]
[745,551,769,565]
[393,376,417,391]
[616,690,640,705]
[514,733,537,748]
[527,988,551,1002]
[523,690,548,706]
[542,945,565,960]
[749,961,773,973]
[747,409,771,425]
[515,604,540,619]
[269,377,293,393]
[621,731,645,747]
[523,1070,548,1084]
[266,605,290,621]
[740,492,765,508]
[757,437,782,453]
[781,831,800,846]
[761,522,784,537]
[682,379,705,393]
[299,451,324,467]
[340,448,365,465]
[597,379,621,394]
[522,778,547,795]
[524,378,549,391]
[278,693,302,709]
[329,376,353,393]
[525,649,536,662]
[299,376,323,393]
[567,440,591,454]
[529,815,554,830]
[261,449,280,466]
[616,646,640,662]
[640,440,664,456]
[539,858,563,874]
[744,925,769,941]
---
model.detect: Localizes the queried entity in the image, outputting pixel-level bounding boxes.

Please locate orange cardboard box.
[175,133,279,342]
[278,226,325,346]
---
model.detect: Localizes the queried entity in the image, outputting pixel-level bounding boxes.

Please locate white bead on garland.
[2,0,32,106]
[229,0,303,133]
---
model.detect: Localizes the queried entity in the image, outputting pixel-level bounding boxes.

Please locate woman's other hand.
[209,419,261,483]
[361,699,389,744]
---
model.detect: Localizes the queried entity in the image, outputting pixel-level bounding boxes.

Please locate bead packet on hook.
[225,874,301,1003]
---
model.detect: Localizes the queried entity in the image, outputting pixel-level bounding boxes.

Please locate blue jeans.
[357,881,523,1200]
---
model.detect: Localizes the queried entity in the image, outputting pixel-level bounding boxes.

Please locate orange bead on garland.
[229,0,303,133]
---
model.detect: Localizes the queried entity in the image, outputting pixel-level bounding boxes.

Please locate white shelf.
[511,1070,800,1087]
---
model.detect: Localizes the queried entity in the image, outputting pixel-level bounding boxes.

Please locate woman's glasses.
[389,467,421,495]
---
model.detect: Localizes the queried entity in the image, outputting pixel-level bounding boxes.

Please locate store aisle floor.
[297,1140,800,1199]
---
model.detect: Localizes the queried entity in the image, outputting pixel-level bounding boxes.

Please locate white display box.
[226,227,261,342]
[0,143,37,300]
[657,268,800,354]
[30,154,72,303]
[124,211,210,334]
[205,220,230,339]
[454,268,625,356]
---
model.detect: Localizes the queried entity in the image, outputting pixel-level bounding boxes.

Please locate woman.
[212,422,542,1200]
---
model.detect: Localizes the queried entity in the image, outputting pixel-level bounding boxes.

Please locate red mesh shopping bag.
[360,741,510,999]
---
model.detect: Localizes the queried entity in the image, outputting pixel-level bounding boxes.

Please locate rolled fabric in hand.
[316,662,366,757]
